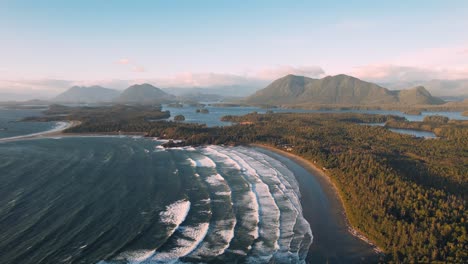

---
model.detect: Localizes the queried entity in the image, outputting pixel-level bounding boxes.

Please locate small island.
[174,114,185,121]
[403,109,422,115]
[196,108,209,114]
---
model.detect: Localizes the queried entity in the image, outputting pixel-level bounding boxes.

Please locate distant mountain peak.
[412,85,431,94]
[116,83,175,103]
[331,74,354,79]
[246,74,445,106]
[54,85,120,103]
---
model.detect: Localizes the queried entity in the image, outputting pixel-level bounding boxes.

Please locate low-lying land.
[24,104,171,134]
[273,101,468,112]
[384,115,468,139]
[24,106,467,263]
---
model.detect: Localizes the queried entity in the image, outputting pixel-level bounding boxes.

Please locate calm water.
[0,108,59,139]
[164,104,455,138]
[388,128,437,138]
[362,123,437,138]
[163,104,468,127]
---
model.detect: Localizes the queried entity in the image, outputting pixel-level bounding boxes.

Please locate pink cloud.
[348,44,468,82]
[117,58,130,65]
[350,64,468,82]
[132,66,145,73]
[253,65,325,80]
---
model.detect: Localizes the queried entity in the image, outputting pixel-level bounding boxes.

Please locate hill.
[383,79,468,98]
[246,74,444,106]
[396,86,445,105]
[53,86,120,103]
[116,83,175,104]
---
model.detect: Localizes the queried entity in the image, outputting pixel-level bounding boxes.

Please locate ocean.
[1,105,463,263]
[0,137,311,263]
[0,108,59,139]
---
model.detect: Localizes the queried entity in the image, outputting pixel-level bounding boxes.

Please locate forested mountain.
[53,86,120,103]
[383,79,468,98]
[246,74,445,106]
[397,86,445,105]
[116,83,175,104]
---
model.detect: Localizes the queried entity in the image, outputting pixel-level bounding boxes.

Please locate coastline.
[0,120,81,143]
[1,121,385,262]
[0,120,154,143]
[251,143,384,260]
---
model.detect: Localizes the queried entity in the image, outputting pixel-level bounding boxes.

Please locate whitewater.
[102,145,312,264]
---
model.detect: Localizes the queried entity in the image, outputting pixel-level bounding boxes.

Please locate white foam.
[207,147,262,241]
[186,158,197,167]
[203,147,273,254]
[159,199,191,227]
[152,222,210,262]
[202,146,241,170]
[110,200,192,263]
[184,146,196,151]
[188,155,216,168]
[204,173,225,186]
[189,167,237,259]
[237,147,313,257]
[100,145,312,263]
[191,219,236,258]
[225,148,281,259]
[214,191,231,196]
[114,249,156,263]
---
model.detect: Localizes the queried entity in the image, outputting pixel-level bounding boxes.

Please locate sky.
[0,0,468,98]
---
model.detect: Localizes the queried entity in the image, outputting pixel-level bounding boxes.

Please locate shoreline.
[0,122,150,143]
[0,127,385,262]
[251,143,384,255]
[0,120,81,143]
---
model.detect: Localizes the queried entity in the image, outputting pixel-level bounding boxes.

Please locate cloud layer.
[1,56,467,100]
[350,64,468,83]
[348,45,468,83]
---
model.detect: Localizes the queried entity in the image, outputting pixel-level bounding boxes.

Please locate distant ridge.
[246,74,445,106]
[116,83,175,104]
[54,86,120,103]
[397,86,445,105]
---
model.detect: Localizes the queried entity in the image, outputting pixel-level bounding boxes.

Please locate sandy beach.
[252,143,383,263]
[0,120,81,143]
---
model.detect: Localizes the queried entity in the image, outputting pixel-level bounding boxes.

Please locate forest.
[385,116,468,140]
[26,107,467,263]
[23,104,171,131]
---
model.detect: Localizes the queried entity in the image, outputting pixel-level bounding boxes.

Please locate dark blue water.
[0,137,311,263]
[0,106,457,263]
[361,123,437,138]
[0,108,59,139]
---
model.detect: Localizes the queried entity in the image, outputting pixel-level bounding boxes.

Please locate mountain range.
[115,83,175,103]
[53,86,120,103]
[52,74,446,106]
[246,74,444,106]
[381,79,468,98]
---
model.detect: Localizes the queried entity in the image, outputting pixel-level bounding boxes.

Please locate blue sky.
[0,0,467,96]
